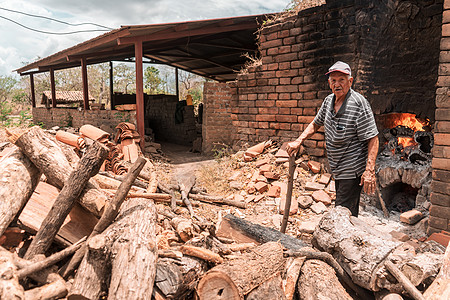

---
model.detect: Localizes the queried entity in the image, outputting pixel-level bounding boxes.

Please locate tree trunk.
[0,247,24,299]
[0,144,41,236]
[196,242,285,300]
[24,142,107,259]
[297,259,352,300]
[155,256,208,299]
[69,197,158,300]
[216,214,306,250]
[12,126,108,217]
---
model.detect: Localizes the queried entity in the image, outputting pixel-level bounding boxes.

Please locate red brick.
[255,158,270,168]
[432,158,450,170]
[276,100,298,108]
[278,45,291,54]
[256,100,276,107]
[400,210,424,225]
[283,36,296,45]
[267,48,279,55]
[276,115,297,122]
[291,60,303,68]
[259,164,273,174]
[279,93,291,100]
[269,122,280,129]
[433,169,450,182]
[434,133,450,146]
[257,94,268,100]
[298,116,315,123]
[279,123,291,130]
[255,181,269,193]
[312,190,332,205]
[291,108,303,115]
[426,232,450,247]
[298,83,318,92]
[268,93,279,100]
[275,53,298,63]
[430,204,450,219]
[258,122,269,129]
[291,123,303,131]
[279,195,298,215]
[264,171,280,180]
[260,39,283,49]
[266,185,281,197]
[431,180,450,195]
[256,129,276,136]
[268,78,279,85]
[276,70,299,77]
[308,161,321,173]
[389,231,410,242]
[318,173,332,185]
[444,10,450,24]
[278,108,290,114]
[256,114,276,122]
[259,107,278,114]
[305,182,326,191]
[429,215,448,230]
[436,109,450,121]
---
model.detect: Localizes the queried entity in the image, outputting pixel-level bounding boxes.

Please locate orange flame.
[384,113,429,149]
[398,137,416,148]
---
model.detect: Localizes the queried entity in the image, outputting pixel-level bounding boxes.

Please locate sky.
[0,0,289,77]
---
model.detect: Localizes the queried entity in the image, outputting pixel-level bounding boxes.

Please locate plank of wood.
[18,182,98,247]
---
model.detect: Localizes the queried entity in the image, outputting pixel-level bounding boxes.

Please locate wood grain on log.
[423,242,450,299]
[24,142,108,259]
[24,277,67,300]
[0,247,24,299]
[385,261,425,300]
[189,194,246,209]
[297,259,352,300]
[196,242,285,299]
[13,126,108,217]
[246,272,286,300]
[283,257,305,300]
[0,145,41,236]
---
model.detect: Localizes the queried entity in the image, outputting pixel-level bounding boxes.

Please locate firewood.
[246,272,286,300]
[228,242,256,252]
[385,260,425,300]
[180,245,224,264]
[196,242,285,299]
[147,171,158,193]
[297,259,353,300]
[18,237,86,280]
[98,171,148,189]
[216,214,306,250]
[24,276,67,300]
[283,257,305,300]
[0,144,41,236]
[281,155,295,233]
[423,242,450,299]
[0,247,25,299]
[188,194,246,209]
[155,256,207,299]
[10,126,108,217]
[24,142,108,259]
[63,157,147,278]
[171,217,194,242]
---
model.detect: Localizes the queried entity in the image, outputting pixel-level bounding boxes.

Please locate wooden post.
[175,67,179,99]
[81,57,89,110]
[50,68,56,108]
[109,61,114,109]
[281,155,296,233]
[134,41,145,149]
[30,73,36,108]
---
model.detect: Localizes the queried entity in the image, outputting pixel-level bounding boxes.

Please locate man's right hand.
[286,140,301,156]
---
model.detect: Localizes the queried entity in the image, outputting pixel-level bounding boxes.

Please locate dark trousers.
[335,176,363,217]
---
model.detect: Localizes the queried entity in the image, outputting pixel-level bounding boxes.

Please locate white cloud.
[0,0,287,76]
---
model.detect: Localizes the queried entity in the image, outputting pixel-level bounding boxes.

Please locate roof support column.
[134,41,145,149]
[175,67,179,100]
[29,74,36,108]
[81,57,90,110]
[109,61,114,109]
[50,68,56,108]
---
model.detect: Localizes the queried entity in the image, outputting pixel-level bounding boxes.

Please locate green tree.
[113,63,135,94]
[144,66,165,94]
[0,75,17,102]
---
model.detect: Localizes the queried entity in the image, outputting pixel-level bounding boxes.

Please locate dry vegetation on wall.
[290,0,326,11]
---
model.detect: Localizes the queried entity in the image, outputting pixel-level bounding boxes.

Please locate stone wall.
[145,94,197,146]
[32,107,136,134]
[202,81,236,153]
[429,0,450,234]
[232,0,443,159]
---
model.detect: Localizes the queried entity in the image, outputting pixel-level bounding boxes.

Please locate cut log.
[0,144,41,236]
[24,276,67,300]
[385,260,425,300]
[0,247,24,299]
[171,217,194,242]
[63,157,147,278]
[246,272,286,300]
[196,242,286,299]
[180,245,224,264]
[423,242,450,300]
[147,171,158,193]
[155,256,208,299]
[24,142,107,259]
[297,259,353,300]
[10,126,108,217]
[189,194,246,209]
[216,214,306,250]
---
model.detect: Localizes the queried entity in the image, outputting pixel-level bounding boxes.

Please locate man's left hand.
[360,169,376,195]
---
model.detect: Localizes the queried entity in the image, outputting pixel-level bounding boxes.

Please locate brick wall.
[232,0,443,160]
[429,0,450,234]
[32,107,136,134]
[145,94,197,146]
[202,81,236,153]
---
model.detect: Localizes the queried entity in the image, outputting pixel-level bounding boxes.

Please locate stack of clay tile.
[55,131,86,149]
[243,140,273,161]
[114,122,141,163]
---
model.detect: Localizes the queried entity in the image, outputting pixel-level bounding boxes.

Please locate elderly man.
[287,61,379,217]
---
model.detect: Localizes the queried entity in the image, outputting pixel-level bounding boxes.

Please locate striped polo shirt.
[313,89,378,180]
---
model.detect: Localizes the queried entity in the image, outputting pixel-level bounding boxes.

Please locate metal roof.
[17,14,271,82]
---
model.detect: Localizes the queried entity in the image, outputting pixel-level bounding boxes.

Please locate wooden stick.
[385,260,425,300]
[158,182,177,210]
[24,142,108,259]
[18,237,86,280]
[189,193,246,209]
[375,184,389,218]
[24,277,67,300]
[62,157,147,278]
[281,155,296,233]
[180,245,224,264]
[98,171,148,189]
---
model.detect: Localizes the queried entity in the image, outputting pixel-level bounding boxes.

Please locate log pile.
[0,130,448,300]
